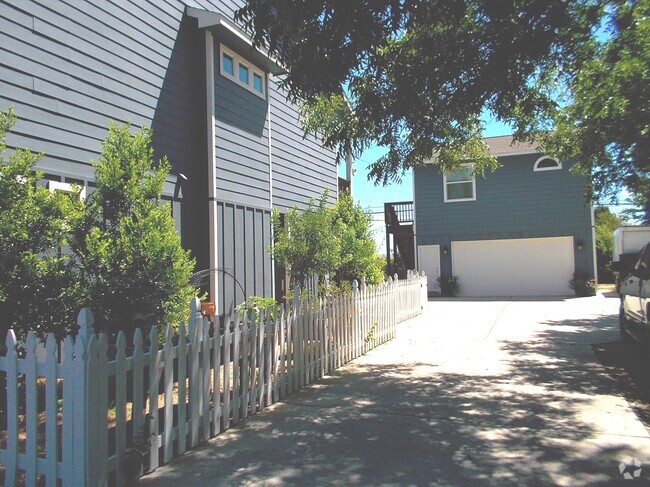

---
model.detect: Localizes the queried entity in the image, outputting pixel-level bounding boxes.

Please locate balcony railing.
[384,201,414,226]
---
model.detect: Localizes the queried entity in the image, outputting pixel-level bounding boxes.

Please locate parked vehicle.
[613,227,650,284]
[615,242,650,343]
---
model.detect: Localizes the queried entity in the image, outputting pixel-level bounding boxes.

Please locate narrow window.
[239,64,249,84]
[444,163,476,202]
[222,53,234,76]
[253,73,263,93]
[219,44,266,99]
[534,156,561,171]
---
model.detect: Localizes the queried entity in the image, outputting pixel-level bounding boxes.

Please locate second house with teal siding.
[414,135,596,297]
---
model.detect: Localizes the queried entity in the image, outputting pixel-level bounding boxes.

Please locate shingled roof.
[483,135,540,156]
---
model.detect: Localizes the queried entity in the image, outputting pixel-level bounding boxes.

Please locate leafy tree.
[72,123,196,335]
[271,190,341,288]
[0,107,84,341]
[270,189,383,290]
[332,192,383,285]
[594,206,624,283]
[235,0,601,184]
[540,0,650,220]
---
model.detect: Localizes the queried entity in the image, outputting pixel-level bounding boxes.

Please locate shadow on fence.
[0,272,426,486]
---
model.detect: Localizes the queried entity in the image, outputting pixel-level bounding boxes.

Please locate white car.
[617,242,650,343]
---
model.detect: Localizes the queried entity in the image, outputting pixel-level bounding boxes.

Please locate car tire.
[619,304,634,343]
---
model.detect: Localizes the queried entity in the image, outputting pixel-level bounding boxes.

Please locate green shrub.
[0,107,84,342]
[437,275,460,297]
[569,273,597,297]
[71,123,196,335]
[235,296,280,325]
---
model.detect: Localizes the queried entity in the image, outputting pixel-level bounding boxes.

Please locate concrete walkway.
[140,293,650,486]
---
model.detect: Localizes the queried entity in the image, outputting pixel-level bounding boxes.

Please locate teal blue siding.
[414,154,595,280]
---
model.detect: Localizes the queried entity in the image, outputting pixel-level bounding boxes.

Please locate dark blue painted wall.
[414,153,595,279]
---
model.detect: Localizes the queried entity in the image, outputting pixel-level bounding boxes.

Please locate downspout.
[268,76,275,299]
[412,170,417,271]
[590,201,598,282]
[205,30,219,305]
[345,152,353,196]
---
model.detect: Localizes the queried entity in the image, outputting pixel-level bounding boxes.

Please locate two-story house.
[413,135,596,296]
[1,1,346,316]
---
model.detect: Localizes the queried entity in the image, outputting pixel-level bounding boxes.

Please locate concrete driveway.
[141,293,650,486]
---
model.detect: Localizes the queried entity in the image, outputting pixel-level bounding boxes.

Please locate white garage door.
[451,236,574,296]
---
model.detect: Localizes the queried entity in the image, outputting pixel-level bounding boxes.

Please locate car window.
[634,245,650,273]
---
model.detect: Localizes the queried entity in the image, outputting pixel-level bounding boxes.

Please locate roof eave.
[186,7,285,76]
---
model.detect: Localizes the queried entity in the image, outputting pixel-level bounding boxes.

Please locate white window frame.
[443,163,476,203]
[48,180,86,200]
[534,156,562,172]
[220,44,266,99]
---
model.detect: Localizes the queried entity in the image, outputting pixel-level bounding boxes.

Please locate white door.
[451,236,574,296]
[418,245,441,294]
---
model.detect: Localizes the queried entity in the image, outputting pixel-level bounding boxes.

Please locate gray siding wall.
[215,44,270,209]
[1,0,338,312]
[270,84,338,211]
[414,154,595,278]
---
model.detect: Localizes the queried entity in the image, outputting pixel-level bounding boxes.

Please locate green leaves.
[73,123,195,334]
[539,0,650,217]
[237,0,602,184]
[0,112,196,340]
[270,190,382,290]
[0,107,84,341]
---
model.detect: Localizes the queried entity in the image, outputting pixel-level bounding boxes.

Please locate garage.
[451,236,574,296]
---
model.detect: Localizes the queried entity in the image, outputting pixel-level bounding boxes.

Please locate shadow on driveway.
[141,302,650,486]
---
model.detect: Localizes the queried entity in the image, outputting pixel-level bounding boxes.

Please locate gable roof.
[484,135,540,157]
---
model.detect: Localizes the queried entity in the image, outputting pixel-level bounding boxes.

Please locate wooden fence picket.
[148,325,160,470]
[231,314,241,425]
[24,333,38,486]
[241,313,250,420]
[177,323,188,454]
[222,318,232,429]
[5,330,18,487]
[211,326,222,434]
[44,334,58,487]
[115,332,128,485]
[132,329,145,458]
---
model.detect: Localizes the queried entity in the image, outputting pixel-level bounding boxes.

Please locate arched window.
[534,156,561,172]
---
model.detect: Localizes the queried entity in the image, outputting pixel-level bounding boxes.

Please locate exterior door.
[418,245,441,294]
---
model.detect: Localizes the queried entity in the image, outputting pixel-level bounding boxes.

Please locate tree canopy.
[0,108,83,341]
[540,0,649,220]
[236,0,648,213]
[270,190,383,290]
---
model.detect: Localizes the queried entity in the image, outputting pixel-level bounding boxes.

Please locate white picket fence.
[0,273,426,486]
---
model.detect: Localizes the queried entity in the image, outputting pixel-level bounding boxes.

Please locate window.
[444,164,476,202]
[48,180,86,200]
[220,44,266,98]
[253,73,263,93]
[238,64,249,84]
[222,53,234,75]
[534,156,561,171]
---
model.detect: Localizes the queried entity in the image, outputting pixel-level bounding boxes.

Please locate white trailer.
[613,226,650,261]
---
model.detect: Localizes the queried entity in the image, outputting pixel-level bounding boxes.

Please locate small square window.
[444,163,476,202]
[222,53,234,76]
[239,64,249,84]
[253,73,263,93]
